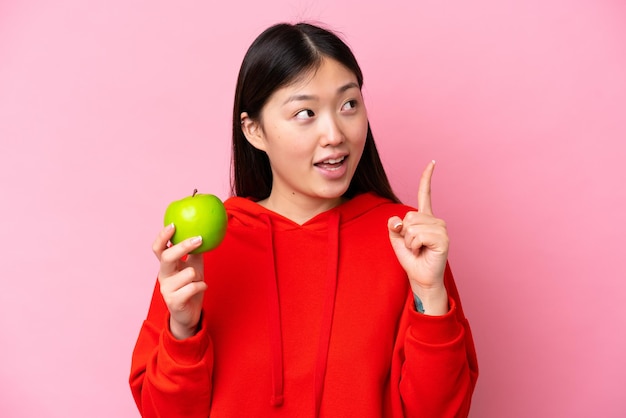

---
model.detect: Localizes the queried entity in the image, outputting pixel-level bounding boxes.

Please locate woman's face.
[242,57,368,212]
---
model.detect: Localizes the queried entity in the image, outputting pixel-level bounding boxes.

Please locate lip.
[314,153,349,180]
[314,153,349,165]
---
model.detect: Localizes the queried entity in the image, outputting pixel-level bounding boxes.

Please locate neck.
[258,191,344,225]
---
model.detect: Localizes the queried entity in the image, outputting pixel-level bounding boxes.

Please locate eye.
[341,99,358,111]
[295,109,315,120]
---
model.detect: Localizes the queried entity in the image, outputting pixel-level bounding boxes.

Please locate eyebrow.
[282,82,360,105]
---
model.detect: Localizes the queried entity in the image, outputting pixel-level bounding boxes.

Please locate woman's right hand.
[153,223,207,340]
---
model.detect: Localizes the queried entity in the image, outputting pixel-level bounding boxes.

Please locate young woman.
[130,22,478,417]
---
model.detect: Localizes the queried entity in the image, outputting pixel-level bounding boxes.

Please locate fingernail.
[190,236,203,245]
[166,223,175,230]
[393,221,403,230]
[432,159,436,165]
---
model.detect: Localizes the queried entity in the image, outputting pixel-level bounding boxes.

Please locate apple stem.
[193,188,198,197]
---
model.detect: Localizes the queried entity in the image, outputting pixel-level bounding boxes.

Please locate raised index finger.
[417,160,436,215]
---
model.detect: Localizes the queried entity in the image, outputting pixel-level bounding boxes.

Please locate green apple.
[163,189,227,254]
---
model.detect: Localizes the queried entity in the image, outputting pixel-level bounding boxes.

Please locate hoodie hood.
[222,192,394,413]
[224,192,392,231]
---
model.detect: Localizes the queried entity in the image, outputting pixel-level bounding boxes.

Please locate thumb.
[387,216,409,263]
[387,216,403,234]
[186,253,205,279]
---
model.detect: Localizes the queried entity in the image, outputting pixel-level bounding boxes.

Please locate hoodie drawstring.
[262,212,341,416]
[262,214,285,407]
[314,212,340,417]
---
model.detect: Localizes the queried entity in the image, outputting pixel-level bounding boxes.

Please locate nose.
[319,115,345,147]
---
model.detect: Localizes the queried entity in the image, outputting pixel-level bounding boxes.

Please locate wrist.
[411,285,448,316]
[169,314,203,340]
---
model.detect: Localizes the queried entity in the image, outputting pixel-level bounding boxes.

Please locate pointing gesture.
[388,161,449,315]
[417,159,434,215]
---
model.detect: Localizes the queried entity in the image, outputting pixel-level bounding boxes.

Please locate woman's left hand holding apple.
[153,224,207,340]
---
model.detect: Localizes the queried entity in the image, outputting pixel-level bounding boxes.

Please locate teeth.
[322,156,345,164]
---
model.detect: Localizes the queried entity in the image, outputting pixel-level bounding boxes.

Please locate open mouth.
[314,156,346,171]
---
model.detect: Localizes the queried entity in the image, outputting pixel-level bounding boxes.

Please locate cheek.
[351,118,369,149]
[267,131,312,165]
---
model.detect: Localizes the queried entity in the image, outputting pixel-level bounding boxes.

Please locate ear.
[240,112,266,152]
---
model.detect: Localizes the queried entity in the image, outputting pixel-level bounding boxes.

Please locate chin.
[317,182,352,200]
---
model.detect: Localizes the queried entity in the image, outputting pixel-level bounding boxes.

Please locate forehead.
[273,58,359,98]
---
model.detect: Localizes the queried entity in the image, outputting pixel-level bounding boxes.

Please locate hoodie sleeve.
[129,280,214,418]
[394,263,479,417]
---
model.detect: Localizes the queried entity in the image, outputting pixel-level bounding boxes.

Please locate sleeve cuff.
[407,297,464,345]
[160,313,211,365]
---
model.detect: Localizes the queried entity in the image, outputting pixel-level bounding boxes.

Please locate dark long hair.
[231,22,400,203]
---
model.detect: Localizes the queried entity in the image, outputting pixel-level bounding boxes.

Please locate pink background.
[1,0,625,416]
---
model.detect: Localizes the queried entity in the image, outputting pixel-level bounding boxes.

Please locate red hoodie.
[129,192,478,417]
